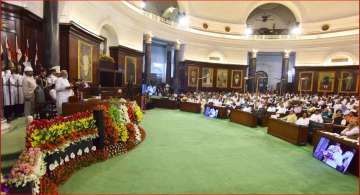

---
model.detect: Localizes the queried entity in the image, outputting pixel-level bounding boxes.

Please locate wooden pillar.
[43,0,59,69]
[248,51,257,93]
[144,33,152,84]
[281,51,290,95]
[173,41,182,93]
[165,45,172,84]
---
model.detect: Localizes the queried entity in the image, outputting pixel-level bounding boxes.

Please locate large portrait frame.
[78,40,93,82]
[187,66,199,87]
[201,67,214,88]
[216,69,228,88]
[317,71,336,92]
[125,56,137,84]
[339,70,359,93]
[231,70,243,89]
[298,71,314,92]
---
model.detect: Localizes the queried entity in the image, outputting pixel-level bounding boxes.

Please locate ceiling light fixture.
[291,22,301,35]
[139,1,146,9]
[245,27,253,35]
[178,13,190,26]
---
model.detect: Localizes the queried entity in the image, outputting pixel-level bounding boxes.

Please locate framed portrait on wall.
[318,71,336,92]
[231,70,243,89]
[216,69,228,88]
[78,40,93,82]
[125,56,137,84]
[188,66,199,87]
[201,67,213,88]
[339,70,359,93]
[298,71,314,92]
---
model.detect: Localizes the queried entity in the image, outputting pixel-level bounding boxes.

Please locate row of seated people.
[164,91,359,140]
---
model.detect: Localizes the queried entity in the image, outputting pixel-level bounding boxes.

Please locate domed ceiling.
[136,1,358,24]
[178,1,358,24]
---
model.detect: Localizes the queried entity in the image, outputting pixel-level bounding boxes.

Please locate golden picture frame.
[216,69,228,88]
[201,67,214,88]
[298,71,314,92]
[231,70,243,89]
[339,70,359,93]
[125,56,137,84]
[78,40,93,82]
[187,66,199,87]
[317,71,336,92]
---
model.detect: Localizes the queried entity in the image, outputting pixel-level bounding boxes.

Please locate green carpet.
[59,109,358,194]
[1,117,26,155]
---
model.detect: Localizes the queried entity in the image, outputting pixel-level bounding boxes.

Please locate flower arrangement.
[127,103,136,123]
[134,104,143,123]
[26,112,97,152]
[7,148,46,193]
[95,104,119,145]
[47,149,107,186]
[7,99,146,195]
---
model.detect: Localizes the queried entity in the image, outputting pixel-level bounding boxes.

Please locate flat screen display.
[204,107,218,118]
[313,137,356,173]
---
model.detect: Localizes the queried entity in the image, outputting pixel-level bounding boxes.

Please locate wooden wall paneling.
[1,2,43,70]
[183,60,247,92]
[295,65,359,95]
[60,22,103,84]
[109,45,144,87]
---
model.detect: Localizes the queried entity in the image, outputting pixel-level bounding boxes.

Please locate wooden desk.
[179,102,201,113]
[152,98,178,109]
[267,118,308,146]
[229,109,257,127]
[313,131,358,176]
[62,100,107,116]
[204,104,228,119]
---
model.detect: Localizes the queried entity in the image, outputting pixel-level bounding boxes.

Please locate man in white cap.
[55,70,73,114]
[22,65,37,117]
[47,66,59,87]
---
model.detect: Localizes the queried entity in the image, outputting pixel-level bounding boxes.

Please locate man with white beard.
[55,70,73,114]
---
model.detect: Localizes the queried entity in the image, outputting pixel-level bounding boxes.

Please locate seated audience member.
[309,109,324,123]
[294,104,302,114]
[280,110,297,123]
[332,110,346,126]
[321,107,332,123]
[296,112,310,126]
[276,103,287,114]
[340,117,359,139]
[242,105,252,113]
[267,104,276,113]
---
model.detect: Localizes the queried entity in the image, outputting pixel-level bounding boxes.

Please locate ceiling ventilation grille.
[331,58,349,63]
[209,57,221,61]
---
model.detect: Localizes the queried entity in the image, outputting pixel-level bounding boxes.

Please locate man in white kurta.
[10,70,19,118]
[47,66,59,87]
[22,66,37,117]
[55,70,73,114]
[16,70,24,116]
[2,69,11,119]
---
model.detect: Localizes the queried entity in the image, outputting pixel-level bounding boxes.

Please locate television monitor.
[313,137,356,173]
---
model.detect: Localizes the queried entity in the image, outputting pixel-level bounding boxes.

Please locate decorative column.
[281,50,290,95]
[165,45,172,84]
[144,33,152,84]
[173,41,182,93]
[248,50,257,93]
[43,0,60,70]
